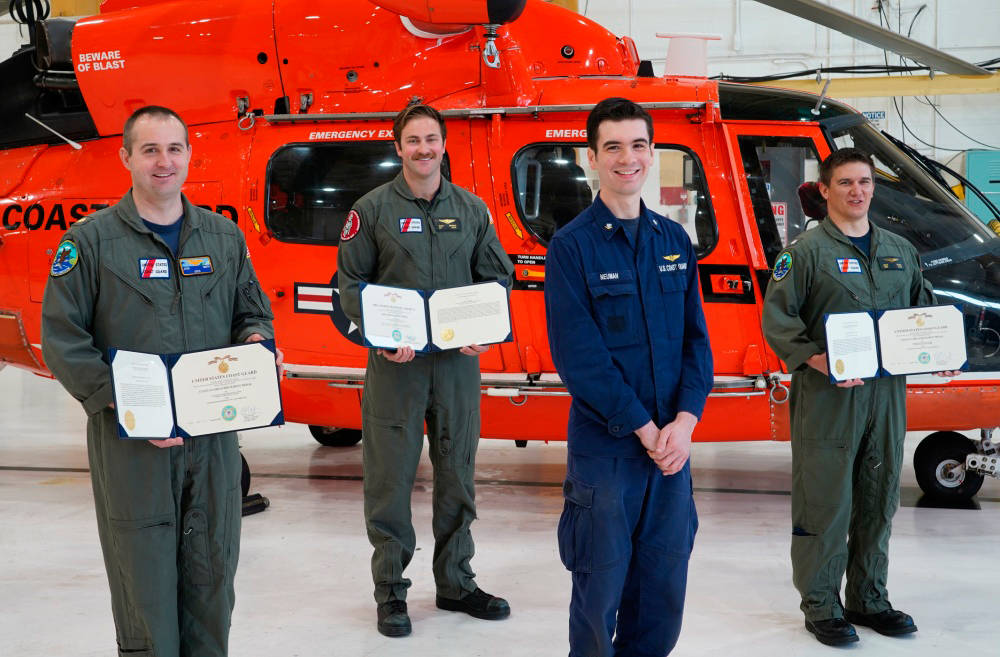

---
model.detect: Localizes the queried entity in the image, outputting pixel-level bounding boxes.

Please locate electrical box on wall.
[966,150,1000,224]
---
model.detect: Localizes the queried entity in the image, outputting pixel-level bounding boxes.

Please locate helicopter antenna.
[810,77,832,116]
[24,113,82,150]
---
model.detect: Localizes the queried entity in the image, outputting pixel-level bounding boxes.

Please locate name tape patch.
[837,258,862,273]
[179,256,214,276]
[139,258,170,279]
[399,217,423,233]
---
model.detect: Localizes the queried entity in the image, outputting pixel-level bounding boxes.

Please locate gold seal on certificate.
[360,281,512,352]
[110,340,283,439]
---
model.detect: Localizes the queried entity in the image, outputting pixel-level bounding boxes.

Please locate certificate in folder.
[109,340,283,439]
[359,280,512,352]
[823,304,967,382]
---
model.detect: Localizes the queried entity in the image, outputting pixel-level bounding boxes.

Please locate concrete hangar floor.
[1,365,997,656]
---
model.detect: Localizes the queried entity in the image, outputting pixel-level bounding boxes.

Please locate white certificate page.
[360,284,429,350]
[427,281,511,350]
[111,349,175,439]
[171,342,282,437]
[878,305,967,375]
[824,312,880,381]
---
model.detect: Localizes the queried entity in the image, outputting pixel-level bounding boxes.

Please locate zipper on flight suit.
[850,238,881,448]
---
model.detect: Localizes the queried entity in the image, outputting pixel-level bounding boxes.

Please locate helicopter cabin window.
[737,136,821,267]
[266,141,450,244]
[510,144,718,258]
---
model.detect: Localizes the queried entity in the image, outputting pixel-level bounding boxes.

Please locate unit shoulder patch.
[50,240,79,277]
[341,209,361,242]
[772,251,792,281]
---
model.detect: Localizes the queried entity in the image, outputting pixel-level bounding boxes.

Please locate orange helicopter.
[2,0,999,501]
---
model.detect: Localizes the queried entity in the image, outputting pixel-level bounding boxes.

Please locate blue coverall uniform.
[545,195,713,657]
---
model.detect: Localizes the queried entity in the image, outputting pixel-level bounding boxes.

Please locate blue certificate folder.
[358,280,512,353]
[822,304,968,383]
[109,340,283,440]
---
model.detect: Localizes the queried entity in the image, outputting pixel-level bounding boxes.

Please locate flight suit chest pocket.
[658,271,688,339]
[874,269,910,307]
[587,270,640,348]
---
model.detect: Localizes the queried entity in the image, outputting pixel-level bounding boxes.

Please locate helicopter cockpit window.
[827,120,994,259]
[511,143,718,259]
[266,141,450,245]
[737,136,822,268]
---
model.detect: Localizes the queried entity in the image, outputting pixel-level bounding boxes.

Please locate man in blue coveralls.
[544,97,713,657]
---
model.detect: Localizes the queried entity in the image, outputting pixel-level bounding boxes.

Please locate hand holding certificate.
[111,340,284,439]
[360,281,512,352]
[824,304,967,382]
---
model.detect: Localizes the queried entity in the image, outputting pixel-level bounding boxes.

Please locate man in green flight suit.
[337,104,515,637]
[762,148,958,646]
[41,106,276,656]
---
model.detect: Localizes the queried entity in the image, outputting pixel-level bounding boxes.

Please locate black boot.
[805,618,860,646]
[844,608,917,636]
[436,588,511,620]
[377,600,411,637]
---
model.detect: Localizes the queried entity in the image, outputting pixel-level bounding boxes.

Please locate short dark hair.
[586,97,653,151]
[123,106,189,153]
[392,103,446,145]
[819,148,875,186]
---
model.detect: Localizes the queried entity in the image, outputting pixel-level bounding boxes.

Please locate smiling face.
[819,160,874,224]
[587,118,653,209]
[119,115,191,205]
[394,115,445,186]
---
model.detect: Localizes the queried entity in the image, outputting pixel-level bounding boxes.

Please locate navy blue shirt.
[142,215,184,256]
[544,194,713,457]
[847,230,871,259]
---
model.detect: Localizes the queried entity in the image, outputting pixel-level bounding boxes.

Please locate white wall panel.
[578,0,999,166]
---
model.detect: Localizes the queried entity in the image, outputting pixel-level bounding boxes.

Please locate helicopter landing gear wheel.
[309,425,363,447]
[913,431,984,502]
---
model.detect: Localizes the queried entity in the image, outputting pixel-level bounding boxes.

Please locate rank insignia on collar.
[50,240,79,277]
[604,223,613,230]
[664,254,680,262]
[179,256,214,276]
[434,218,460,231]
[772,251,792,281]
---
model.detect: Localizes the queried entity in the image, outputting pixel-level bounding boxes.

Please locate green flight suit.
[41,192,274,656]
[761,218,933,622]
[337,173,514,604]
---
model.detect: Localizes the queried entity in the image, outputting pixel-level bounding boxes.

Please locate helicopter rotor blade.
[752,0,991,76]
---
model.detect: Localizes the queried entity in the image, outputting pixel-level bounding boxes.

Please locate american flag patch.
[837,258,862,273]
[399,217,423,233]
[138,258,170,279]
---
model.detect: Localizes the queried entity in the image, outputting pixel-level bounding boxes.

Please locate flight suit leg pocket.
[224,486,241,579]
[795,436,850,534]
[558,476,596,573]
[109,513,176,608]
[180,508,214,588]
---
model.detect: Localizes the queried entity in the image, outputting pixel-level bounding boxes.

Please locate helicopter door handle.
[525,160,541,220]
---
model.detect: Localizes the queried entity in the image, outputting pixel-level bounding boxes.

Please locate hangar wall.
[584,0,999,169]
[0,0,996,170]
